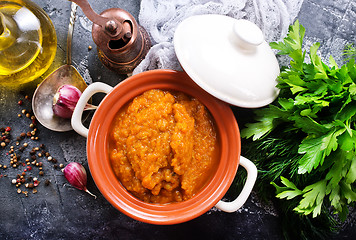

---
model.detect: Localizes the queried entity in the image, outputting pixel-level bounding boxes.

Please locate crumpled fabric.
[133,0,304,74]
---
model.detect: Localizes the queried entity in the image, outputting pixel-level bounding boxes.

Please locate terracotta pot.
[71,69,257,225]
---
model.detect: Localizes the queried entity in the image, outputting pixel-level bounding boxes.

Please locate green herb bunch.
[241,20,356,224]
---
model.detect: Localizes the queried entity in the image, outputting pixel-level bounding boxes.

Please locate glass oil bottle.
[0,0,57,87]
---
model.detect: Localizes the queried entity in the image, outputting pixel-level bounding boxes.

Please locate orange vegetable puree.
[109,89,219,203]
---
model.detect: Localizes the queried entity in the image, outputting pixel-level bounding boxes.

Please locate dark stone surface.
[0,0,355,239]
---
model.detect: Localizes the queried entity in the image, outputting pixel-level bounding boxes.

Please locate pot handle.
[215,156,257,212]
[71,82,113,138]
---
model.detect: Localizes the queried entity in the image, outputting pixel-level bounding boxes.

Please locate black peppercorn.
[45,179,50,186]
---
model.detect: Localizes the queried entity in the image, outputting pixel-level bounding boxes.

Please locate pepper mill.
[69,0,151,74]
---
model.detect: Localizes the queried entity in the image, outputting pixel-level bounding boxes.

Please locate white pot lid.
[174,14,280,108]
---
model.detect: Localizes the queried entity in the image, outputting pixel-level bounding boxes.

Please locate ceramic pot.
[71,69,257,225]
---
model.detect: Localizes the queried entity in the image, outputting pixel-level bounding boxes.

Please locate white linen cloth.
[133,0,304,74]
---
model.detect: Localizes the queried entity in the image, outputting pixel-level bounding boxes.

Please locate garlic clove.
[62,162,97,199]
[52,84,98,119]
[53,85,82,118]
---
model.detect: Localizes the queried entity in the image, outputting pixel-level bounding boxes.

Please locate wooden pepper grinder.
[69,0,151,74]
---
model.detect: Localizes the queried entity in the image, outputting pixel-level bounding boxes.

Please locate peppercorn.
[45,179,50,186]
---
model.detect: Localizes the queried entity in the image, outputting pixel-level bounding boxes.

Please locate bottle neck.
[0,12,15,51]
[0,12,5,35]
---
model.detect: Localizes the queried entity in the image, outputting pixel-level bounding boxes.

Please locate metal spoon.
[32,2,88,132]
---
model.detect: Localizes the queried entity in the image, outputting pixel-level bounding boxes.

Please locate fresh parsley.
[241,20,356,221]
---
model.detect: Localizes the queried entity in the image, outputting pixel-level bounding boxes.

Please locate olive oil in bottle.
[0,0,57,87]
